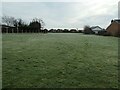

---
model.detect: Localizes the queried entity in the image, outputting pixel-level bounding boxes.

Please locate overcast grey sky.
[1,0,119,29]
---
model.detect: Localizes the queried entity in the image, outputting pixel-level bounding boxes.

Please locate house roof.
[1,24,15,28]
[91,26,102,29]
[113,19,120,24]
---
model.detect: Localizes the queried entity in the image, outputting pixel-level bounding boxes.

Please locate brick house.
[106,19,120,37]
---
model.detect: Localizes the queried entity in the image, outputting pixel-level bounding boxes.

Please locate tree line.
[1,16,107,35]
[2,16,83,33]
[48,29,82,33]
[2,16,47,33]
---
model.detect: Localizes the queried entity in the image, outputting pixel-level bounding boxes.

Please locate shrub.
[97,30,107,35]
[83,25,94,34]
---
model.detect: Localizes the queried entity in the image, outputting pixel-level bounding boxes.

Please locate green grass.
[2,33,118,88]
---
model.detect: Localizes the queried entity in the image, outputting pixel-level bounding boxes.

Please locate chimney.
[111,20,114,23]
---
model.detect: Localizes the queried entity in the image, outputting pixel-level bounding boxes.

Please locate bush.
[103,32,111,36]
[97,30,107,35]
[83,25,94,34]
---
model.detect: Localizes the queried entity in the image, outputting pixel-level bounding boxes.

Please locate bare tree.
[2,16,46,33]
[31,18,45,30]
[40,19,45,30]
[29,18,45,33]
[2,16,15,26]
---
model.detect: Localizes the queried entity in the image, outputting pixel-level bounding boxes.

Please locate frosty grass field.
[2,33,118,88]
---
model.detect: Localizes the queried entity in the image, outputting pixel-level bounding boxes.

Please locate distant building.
[49,29,57,33]
[106,19,120,37]
[1,24,15,33]
[70,29,77,33]
[91,26,103,34]
[57,29,63,33]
